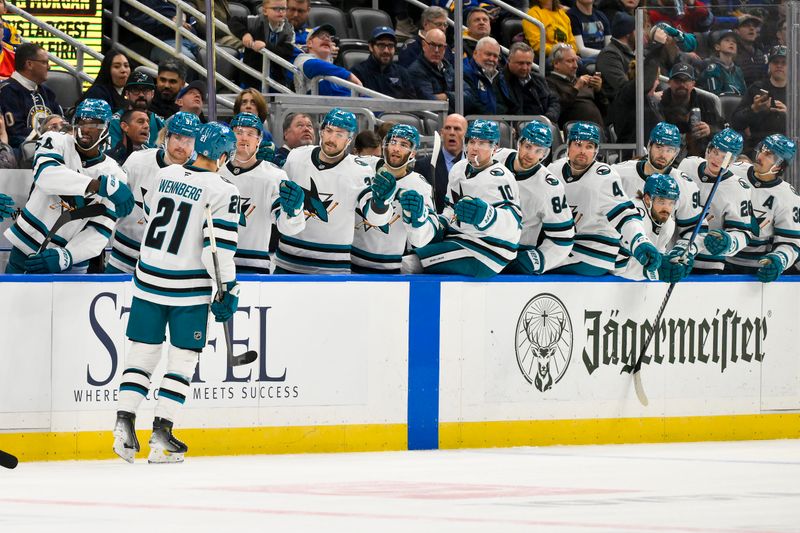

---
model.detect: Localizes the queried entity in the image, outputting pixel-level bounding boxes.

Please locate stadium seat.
[379,113,424,132]
[349,8,393,42]
[340,49,370,71]
[500,18,523,48]
[308,5,349,39]
[423,116,439,136]
[497,120,513,148]
[228,2,251,19]
[42,71,82,111]
[197,45,241,86]
[720,94,742,122]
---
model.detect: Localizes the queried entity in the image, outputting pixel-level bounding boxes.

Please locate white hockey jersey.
[495,150,575,272]
[351,163,436,273]
[132,164,240,307]
[4,131,122,273]
[615,158,705,242]
[220,159,305,274]
[727,162,800,272]
[615,197,676,281]
[107,148,171,273]
[425,158,522,273]
[547,158,651,273]
[678,156,754,272]
[275,145,376,274]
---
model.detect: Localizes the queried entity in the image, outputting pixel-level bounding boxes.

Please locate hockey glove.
[256,139,276,163]
[371,169,397,210]
[25,247,72,273]
[704,229,734,256]
[398,190,427,228]
[657,250,694,283]
[272,150,288,168]
[211,281,240,322]
[454,196,495,230]
[516,247,545,275]
[757,252,787,283]
[98,175,134,218]
[278,180,304,218]
[631,238,662,273]
[0,193,15,221]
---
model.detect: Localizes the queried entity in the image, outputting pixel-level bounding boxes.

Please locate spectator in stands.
[464,37,516,115]
[597,0,638,27]
[0,112,17,169]
[294,24,362,97]
[81,49,131,112]
[546,43,605,127]
[659,63,722,157]
[39,114,67,134]
[287,0,311,47]
[275,112,314,167]
[233,88,268,124]
[125,0,198,65]
[523,0,577,56]
[732,45,787,155]
[0,43,62,149]
[463,7,493,59]
[648,0,712,34]
[408,28,455,113]
[568,0,611,61]
[414,113,467,213]
[398,6,452,68]
[700,30,746,96]
[352,27,416,100]
[0,39,12,79]
[735,14,767,88]
[109,72,164,149]
[230,0,296,89]
[149,58,186,119]
[504,42,560,123]
[107,109,150,165]
[353,130,382,157]
[596,12,636,103]
[175,80,206,121]
[0,0,21,51]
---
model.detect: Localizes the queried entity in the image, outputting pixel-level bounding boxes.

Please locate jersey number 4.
[144,197,192,254]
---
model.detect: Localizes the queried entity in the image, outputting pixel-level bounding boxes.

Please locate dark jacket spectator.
[597,0,638,29]
[546,43,606,127]
[351,27,416,99]
[596,13,636,103]
[503,42,560,123]
[82,49,131,113]
[398,6,451,68]
[463,38,516,115]
[229,4,296,89]
[734,15,768,87]
[408,28,455,113]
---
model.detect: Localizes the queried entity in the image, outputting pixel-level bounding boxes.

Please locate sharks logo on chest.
[301,178,337,222]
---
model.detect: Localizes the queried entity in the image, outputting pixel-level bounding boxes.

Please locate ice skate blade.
[112,428,136,464]
[148,446,185,464]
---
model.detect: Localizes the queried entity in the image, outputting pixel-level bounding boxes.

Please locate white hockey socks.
[154,346,198,423]
[117,342,162,415]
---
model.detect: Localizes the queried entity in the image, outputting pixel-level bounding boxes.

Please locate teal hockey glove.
[278,180,304,217]
[517,247,545,275]
[454,196,495,229]
[25,247,72,273]
[371,169,397,209]
[211,281,240,322]
[704,229,734,256]
[98,175,134,217]
[256,139,276,163]
[0,193,14,221]
[757,252,787,283]
[657,250,694,283]
[632,238,662,273]
[398,190,427,228]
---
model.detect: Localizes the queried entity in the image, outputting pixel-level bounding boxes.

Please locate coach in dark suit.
[413,113,467,213]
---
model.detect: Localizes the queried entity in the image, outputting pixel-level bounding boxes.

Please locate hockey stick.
[628,151,733,406]
[35,203,107,254]
[204,206,257,367]
[0,449,18,469]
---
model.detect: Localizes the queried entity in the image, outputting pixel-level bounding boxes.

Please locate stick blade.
[633,374,649,406]
[0,449,19,469]
[232,350,258,366]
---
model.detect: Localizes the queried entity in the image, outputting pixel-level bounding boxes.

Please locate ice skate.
[148,417,188,464]
[112,411,140,464]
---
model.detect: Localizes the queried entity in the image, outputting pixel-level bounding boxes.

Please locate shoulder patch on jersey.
[545,176,559,186]
[680,172,692,182]
[790,184,799,196]
[490,168,504,176]
[354,157,369,167]
[738,178,751,190]
[595,165,610,175]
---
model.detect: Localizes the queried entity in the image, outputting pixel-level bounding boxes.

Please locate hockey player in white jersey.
[615,122,705,252]
[617,173,693,282]
[727,134,800,281]
[493,120,575,274]
[274,108,385,274]
[350,124,436,273]
[678,128,754,273]
[547,122,661,276]
[4,99,134,273]
[112,122,240,464]
[219,112,305,273]
[106,112,201,273]
[407,119,522,278]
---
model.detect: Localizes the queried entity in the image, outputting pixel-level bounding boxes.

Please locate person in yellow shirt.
[523,0,577,56]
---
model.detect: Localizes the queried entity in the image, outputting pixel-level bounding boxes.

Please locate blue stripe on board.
[407,279,440,450]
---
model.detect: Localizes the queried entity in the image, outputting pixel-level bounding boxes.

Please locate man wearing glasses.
[294,24,362,97]
[351,26,415,99]
[229,0,296,88]
[398,6,454,68]
[408,28,455,113]
[0,43,62,151]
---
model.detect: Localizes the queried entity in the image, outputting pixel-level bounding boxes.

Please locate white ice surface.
[0,440,798,533]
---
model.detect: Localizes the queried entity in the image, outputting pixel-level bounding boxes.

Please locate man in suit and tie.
[414,113,467,213]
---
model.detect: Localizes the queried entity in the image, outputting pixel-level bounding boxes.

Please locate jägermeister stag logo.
[515,294,573,392]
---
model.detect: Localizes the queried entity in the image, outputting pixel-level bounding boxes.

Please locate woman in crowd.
[81,49,131,111]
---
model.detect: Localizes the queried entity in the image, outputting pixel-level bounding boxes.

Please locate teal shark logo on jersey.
[355,206,391,234]
[301,178,334,222]
[239,197,254,226]
[449,185,465,227]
